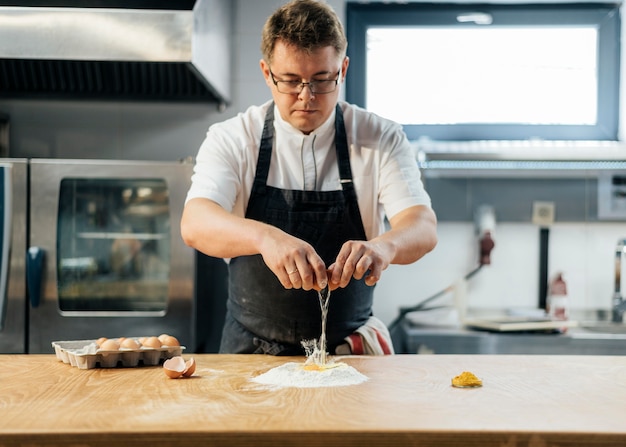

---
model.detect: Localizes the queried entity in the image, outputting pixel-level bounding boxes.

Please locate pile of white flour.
[251,362,368,388]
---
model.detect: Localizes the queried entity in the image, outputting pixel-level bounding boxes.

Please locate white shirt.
[186,100,431,240]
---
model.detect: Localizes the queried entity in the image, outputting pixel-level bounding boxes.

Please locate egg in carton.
[52,336,184,370]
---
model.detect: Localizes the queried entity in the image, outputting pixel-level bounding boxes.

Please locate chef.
[181,0,437,355]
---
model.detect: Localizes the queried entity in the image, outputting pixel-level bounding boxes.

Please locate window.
[346,4,620,141]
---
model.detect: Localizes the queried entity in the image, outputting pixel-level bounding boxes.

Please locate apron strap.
[334,103,355,190]
[250,103,275,195]
[334,104,366,238]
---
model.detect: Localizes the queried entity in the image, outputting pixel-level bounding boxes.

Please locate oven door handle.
[26,246,45,308]
[0,165,11,330]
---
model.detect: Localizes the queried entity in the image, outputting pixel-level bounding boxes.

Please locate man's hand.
[327,239,393,289]
[327,205,438,290]
[258,226,328,291]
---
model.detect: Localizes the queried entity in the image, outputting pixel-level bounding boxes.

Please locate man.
[181,0,437,355]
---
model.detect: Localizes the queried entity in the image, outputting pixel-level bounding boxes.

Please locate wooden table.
[1,354,625,446]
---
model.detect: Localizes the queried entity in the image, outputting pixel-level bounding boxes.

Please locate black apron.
[220,104,373,355]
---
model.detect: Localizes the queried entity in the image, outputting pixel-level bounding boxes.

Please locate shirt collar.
[273,104,336,139]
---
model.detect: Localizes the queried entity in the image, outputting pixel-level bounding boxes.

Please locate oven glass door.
[57,178,170,314]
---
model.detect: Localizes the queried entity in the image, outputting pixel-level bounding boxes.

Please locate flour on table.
[251,361,368,388]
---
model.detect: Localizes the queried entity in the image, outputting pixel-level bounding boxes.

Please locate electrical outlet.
[474,204,496,236]
[532,201,555,226]
[598,172,626,220]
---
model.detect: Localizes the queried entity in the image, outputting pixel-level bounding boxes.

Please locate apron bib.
[220,104,373,355]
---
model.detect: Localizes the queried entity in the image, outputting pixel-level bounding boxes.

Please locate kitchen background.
[1,0,626,341]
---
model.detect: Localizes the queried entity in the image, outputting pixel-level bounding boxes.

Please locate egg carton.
[52,339,185,370]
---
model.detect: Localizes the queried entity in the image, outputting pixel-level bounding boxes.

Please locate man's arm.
[181,198,328,290]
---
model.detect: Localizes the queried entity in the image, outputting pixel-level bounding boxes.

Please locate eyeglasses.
[269,70,341,95]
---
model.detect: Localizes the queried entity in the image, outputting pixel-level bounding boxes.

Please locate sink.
[577,321,626,334]
[573,309,626,334]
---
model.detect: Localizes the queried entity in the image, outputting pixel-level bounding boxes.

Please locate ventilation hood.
[0,0,231,104]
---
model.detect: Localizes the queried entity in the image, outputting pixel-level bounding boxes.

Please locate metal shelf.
[419,159,626,178]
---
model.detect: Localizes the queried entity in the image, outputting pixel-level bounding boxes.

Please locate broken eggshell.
[182,357,196,377]
[163,356,195,378]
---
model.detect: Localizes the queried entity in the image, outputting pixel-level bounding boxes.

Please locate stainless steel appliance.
[0,0,232,104]
[0,158,196,353]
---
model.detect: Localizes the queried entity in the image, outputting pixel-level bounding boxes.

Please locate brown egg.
[99,338,120,351]
[142,336,162,349]
[95,337,108,347]
[120,338,141,350]
[159,335,180,347]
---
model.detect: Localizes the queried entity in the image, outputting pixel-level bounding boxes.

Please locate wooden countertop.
[1,354,625,447]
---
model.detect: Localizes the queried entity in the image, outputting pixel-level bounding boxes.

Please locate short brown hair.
[261,0,347,64]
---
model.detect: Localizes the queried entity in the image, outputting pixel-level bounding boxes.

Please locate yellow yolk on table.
[452,371,483,388]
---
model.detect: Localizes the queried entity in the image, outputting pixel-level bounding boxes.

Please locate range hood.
[0,0,231,104]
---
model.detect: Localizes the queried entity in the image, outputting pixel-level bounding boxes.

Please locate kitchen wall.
[1,0,625,328]
[381,178,626,326]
